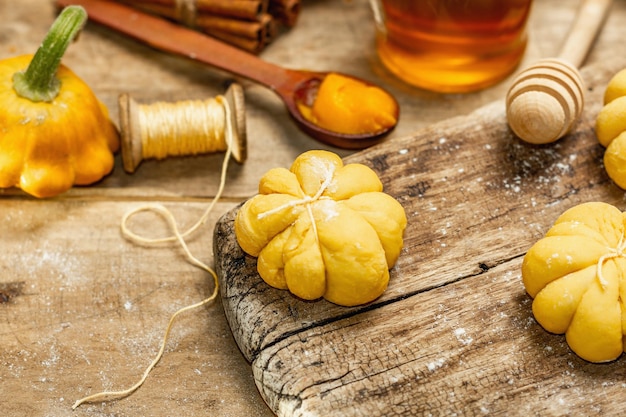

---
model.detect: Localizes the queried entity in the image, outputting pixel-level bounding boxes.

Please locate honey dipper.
[506,0,613,144]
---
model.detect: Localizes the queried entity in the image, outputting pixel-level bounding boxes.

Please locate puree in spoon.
[297,73,398,135]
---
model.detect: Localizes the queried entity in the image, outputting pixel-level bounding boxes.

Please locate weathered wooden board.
[215,56,626,416]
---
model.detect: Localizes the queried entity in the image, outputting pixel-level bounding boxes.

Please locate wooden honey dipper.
[506,0,613,144]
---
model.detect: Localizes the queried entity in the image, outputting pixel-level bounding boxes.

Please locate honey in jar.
[373,0,533,93]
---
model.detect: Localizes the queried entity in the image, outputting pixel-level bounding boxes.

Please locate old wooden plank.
[215,52,626,362]
[253,259,626,416]
[214,34,626,417]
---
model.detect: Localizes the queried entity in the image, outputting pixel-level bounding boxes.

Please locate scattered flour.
[427,358,445,372]
[454,328,473,346]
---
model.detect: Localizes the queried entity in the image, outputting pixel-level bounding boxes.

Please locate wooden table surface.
[2,1,625,416]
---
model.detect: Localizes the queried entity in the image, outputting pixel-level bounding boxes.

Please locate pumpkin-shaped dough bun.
[522,201,626,363]
[596,68,626,190]
[235,150,407,306]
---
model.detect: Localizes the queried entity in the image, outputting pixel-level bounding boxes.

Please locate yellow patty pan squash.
[235,150,407,306]
[522,202,626,363]
[0,6,119,198]
[596,68,626,190]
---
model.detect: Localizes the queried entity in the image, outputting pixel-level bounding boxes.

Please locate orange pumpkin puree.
[298,73,397,135]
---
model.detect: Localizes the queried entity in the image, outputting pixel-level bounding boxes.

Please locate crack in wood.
[252,252,526,363]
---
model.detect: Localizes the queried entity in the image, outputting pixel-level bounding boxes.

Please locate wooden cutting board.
[214,57,626,416]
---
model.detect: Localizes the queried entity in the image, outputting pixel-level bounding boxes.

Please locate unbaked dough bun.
[596,68,626,190]
[522,201,626,362]
[235,150,407,306]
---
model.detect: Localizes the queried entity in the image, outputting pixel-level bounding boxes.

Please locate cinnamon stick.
[195,13,273,41]
[108,0,294,53]
[115,1,272,40]
[269,0,300,27]
[118,0,267,21]
[199,0,265,20]
[258,13,277,44]
[205,29,264,54]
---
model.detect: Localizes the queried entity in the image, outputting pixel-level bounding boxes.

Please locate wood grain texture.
[215,56,626,416]
[0,200,274,416]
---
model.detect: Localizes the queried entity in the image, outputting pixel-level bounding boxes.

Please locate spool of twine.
[119,83,246,173]
[72,84,246,409]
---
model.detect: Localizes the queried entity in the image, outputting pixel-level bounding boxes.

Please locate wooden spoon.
[55,0,399,149]
[506,0,613,144]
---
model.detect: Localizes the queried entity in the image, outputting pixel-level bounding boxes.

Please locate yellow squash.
[0,6,119,198]
[235,150,407,307]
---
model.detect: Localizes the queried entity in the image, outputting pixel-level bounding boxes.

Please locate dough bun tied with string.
[234,150,407,307]
[521,202,626,363]
[596,68,626,190]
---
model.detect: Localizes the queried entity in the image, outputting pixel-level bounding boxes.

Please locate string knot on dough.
[257,170,333,220]
[521,201,626,363]
[597,233,626,289]
[235,150,408,307]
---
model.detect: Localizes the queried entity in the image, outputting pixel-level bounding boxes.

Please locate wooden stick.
[557,0,613,67]
[122,2,177,20]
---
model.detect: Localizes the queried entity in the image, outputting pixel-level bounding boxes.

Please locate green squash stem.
[12,6,87,102]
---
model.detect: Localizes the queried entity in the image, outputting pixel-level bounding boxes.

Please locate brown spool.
[119,83,247,173]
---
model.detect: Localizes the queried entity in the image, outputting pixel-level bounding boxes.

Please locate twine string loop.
[72,94,234,410]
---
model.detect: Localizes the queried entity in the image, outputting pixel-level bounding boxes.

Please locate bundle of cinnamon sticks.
[114,0,301,53]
